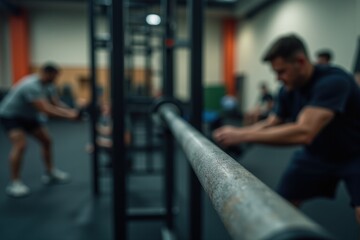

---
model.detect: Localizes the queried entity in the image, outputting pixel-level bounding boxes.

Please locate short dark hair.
[262,34,309,62]
[260,82,268,89]
[317,50,332,61]
[41,63,60,74]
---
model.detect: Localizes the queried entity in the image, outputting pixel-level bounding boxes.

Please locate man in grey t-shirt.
[0,63,79,197]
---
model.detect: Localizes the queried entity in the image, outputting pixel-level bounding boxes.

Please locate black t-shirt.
[261,93,274,103]
[274,65,360,161]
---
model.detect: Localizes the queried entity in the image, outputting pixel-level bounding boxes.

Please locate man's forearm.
[50,95,71,109]
[245,115,281,131]
[54,100,70,109]
[242,123,311,145]
[43,105,76,119]
[214,108,333,147]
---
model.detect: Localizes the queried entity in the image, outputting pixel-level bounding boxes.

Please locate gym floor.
[0,119,357,240]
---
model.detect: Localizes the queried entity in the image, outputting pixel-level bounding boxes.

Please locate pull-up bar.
[154,101,334,240]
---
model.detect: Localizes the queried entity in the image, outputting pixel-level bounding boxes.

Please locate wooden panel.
[31,66,152,105]
[31,66,109,105]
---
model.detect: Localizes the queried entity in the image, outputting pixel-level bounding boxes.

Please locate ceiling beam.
[0,0,21,14]
[235,0,280,19]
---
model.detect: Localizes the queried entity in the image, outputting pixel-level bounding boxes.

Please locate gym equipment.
[154,101,333,240]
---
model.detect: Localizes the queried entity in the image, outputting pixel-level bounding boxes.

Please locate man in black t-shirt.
[243,83,274,125]
[213,34,360,225]
[316,50,333,65]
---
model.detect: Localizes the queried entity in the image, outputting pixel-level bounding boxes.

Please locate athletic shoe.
[6,180,30,197]
[42,168,70,185]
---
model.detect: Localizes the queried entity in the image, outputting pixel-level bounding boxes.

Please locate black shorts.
[0,116,42,133]
[277,150,360,207]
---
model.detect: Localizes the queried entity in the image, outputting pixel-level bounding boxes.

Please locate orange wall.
[223,19,236,96]
[10,10,30,84]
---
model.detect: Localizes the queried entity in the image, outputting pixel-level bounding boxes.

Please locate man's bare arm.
[213,107,334,147]
[50,95,70,109]
[212,115,282,146]
[245,114,283,131]
[32,99,78,119]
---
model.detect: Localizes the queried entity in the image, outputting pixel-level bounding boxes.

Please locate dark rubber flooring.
[0,120,357,240]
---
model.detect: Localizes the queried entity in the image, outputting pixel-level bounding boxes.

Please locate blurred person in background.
[316,50,333,65]
[0,63,79,198]
[243,83,274,125]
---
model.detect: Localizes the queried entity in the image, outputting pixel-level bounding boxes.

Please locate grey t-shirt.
[0,74,56,120]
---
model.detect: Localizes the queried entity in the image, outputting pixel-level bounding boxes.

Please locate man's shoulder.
[314,65,352,82]
[311,66,353,90]
[23,74,39,83]
[17,74,41,89]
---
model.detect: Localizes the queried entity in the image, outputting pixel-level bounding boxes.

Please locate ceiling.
[1,0,276,19]
[1,0,241,12]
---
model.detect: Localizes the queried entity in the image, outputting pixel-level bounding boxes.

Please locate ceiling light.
[146,14,161,26]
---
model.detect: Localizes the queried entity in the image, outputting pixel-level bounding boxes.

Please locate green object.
[204,85,226,112]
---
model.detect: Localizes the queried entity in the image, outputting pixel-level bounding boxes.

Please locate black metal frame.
[88,0,100,196]
[126,25,156,172]
[89,0,177,239]
[162,0,176,234]
[88,0,127,238]
[158,0,205,238]
[189,0,204,239]
[89,0,335,239]
[110,0,128,239]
